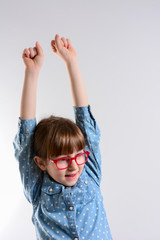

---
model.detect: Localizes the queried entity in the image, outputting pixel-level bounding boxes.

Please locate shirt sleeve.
[13,118,43,204]
[73,105,102,186]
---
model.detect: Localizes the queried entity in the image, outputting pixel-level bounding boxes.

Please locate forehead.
[56,149,84,158]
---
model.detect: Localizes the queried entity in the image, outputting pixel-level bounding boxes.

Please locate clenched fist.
[22,41,44,73]
[51,34,77,64]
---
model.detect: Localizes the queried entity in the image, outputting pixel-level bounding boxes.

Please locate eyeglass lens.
[57,153,88,169]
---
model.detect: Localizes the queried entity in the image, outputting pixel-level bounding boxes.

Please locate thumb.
[36,41,44,56]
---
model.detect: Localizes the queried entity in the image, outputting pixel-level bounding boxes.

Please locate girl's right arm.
[13,42,44,204]
[20,41,44,119]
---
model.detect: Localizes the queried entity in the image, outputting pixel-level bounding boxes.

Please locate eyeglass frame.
[49,149,90,170]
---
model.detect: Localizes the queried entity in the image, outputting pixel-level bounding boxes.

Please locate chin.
[64,174,79,187]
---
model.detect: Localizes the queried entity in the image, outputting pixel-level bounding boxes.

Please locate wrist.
[25,67,40,77]
[66,56,79,67]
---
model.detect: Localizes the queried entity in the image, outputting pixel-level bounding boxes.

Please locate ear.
[34,156,47,171]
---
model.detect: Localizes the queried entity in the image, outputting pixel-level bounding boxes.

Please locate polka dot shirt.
[13,105,113,240]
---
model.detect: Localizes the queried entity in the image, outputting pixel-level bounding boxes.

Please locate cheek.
[47,167,65,181]
[54,169,66,178]
[79,165,84,173]
[46,165,59,177]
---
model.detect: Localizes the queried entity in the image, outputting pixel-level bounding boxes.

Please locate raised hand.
[51,34,77,64]
[22,42,44,73]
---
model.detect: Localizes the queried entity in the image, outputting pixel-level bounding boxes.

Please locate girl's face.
[45,149,85,187]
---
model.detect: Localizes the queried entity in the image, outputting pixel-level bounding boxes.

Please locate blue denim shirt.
[13,105,113,240]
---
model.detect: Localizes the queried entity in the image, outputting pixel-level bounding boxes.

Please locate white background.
[0,0,160,239]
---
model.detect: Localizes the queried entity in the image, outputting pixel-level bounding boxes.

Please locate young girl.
[13,34,113,240]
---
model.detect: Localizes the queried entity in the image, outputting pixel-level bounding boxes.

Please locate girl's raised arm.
[66,58,88,107]
[51,34,88,107]
[20,42,44,119]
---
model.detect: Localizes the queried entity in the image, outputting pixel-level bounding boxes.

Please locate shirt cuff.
[18,118,36,134]
[73,105,95,122]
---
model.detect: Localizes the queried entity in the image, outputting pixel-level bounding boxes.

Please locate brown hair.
[33,115,85,160]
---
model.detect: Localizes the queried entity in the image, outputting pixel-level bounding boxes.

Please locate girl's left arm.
[66,57,88,107]
[74,105,102,186]
[51,34,88,107]
[51,35,101,185]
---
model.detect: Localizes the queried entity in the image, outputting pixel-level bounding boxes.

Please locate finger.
[33,47,38,56]
[51,40,56,47]
[23,48,30,58]
[61,37,67,48]
[66,38,71,48]
[55,34,63,51]
[51,40,57,52]
[29,48,35,58]
[35,41,44,57]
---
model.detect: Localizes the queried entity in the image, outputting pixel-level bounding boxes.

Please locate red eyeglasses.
[49,149,90,170]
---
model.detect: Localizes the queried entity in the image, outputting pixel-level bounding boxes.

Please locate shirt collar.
[41,167,87,195]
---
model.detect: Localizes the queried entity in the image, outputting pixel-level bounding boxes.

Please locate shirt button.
[49,188,53,192]
[69,206,73,211]
[84,181,88,184]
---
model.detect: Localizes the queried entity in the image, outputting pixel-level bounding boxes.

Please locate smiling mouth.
[65,173,78,179]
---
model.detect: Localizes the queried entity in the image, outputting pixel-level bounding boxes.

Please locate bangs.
[46,118,85,158]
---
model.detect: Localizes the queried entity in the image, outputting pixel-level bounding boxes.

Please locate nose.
[68,159,78,170]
